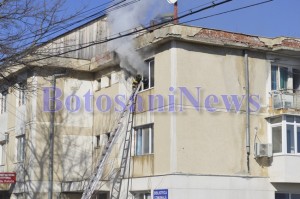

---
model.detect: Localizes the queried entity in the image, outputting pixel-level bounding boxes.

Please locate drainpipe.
[243,50,250,174]
[48,73,65,199]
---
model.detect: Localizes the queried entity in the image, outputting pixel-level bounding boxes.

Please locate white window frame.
[275,192,300,199]
[140,59,154,91]
[16,135,25,162]
[134,124,154,156]
[133,191,151,199]
[0,92,7,114]
[17,82,26,107]
[0,142,6,166]
[269,115,300,155]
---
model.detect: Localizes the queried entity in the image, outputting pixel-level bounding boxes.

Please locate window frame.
[0,142,6,166]
[271,64,300,92]
[16,135,25,162]
[276,192,300,199]
[133,191,151,199]
[17,82,26,107]
[140,59,154,92]
[0,91,7,114]
[270,115,300,155]
[134,124,154,156]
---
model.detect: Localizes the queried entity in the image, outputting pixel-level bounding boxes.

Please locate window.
[141,59,154,91]
[0,142,6,166]
[276,193,300,199]
[134,124,154,156]
[17,135,25,162]
[17,82,26,106]
[0,91,7,114]
[96,135,101,148]
[271,65,300,91]
[270,115,300,154]
[271,65,289,90]
[133,192,151,199]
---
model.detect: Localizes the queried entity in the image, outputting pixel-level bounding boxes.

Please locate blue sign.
[153,189,168,199]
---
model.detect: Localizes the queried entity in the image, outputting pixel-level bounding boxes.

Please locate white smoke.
[107,0,169,74]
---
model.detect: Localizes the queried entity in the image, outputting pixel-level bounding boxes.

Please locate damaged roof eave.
[136,24,300,57]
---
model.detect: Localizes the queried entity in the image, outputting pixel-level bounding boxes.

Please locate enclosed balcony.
[271,90,300,110]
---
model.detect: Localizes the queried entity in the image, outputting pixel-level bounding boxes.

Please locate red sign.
[0,172,16,183]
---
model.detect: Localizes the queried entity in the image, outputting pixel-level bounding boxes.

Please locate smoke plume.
[107,0,169,74]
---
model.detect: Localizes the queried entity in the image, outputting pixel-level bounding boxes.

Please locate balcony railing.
[271,89,300,109]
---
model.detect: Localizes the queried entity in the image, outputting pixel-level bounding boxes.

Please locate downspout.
[48,73,65,199]
[243,50,250,174]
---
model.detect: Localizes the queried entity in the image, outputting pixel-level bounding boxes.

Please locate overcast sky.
[63,0,299,38]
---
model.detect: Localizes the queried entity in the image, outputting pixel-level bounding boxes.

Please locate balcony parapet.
[270,90,300,114]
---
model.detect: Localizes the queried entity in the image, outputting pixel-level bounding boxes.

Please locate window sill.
[133,153,154,157]
[273,153,300,157]
[14,161,24,164]
[138,87,154,94]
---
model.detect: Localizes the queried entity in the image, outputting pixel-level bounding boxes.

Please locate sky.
[62,0,300,38]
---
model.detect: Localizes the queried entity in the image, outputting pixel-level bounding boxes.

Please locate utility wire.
[40,0,276,74]
[11,0,233,66]
[36,0,223,52]
[10,0,133,51]
[183,0,274,24]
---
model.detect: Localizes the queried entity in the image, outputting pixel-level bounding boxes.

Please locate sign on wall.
[0,172,16,183]
[153,189,168,199]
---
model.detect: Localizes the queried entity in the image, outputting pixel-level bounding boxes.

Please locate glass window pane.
[270,116,282,124]
[276,193,289,199]
[2,144,5,165]
[143,65,149,90]
[292,194,300,199]
[271,65,278,90]
[151,128,154,154]
[296,116,300,123]
[136,129,142,156]
[272,126,282,153]
[280,67,288,90]
[298,127,300,153]
[143,128,150,154]
[150,60,154,88]
[145,193,151,199]
[287,124,295,153]
[286,115,294,123]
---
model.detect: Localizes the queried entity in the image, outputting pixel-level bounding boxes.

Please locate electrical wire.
[5,0,233,68]
[29,0,276,75]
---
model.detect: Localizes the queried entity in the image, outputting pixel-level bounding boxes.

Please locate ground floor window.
[133,192,151,199]
[0,142,6,166]
[276,193,300,199]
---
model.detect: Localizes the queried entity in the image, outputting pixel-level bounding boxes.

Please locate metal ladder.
[81,81,142,199]
[110,89,136,199]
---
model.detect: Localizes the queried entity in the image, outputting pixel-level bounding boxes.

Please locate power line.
[0,0,276,83]
[18,0,233,65]
[43,0,276,73]
[36,0,221,52]
[9,0,134,51]
[183,0,274,24]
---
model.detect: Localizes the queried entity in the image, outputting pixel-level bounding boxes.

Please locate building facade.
[0,16,300,199]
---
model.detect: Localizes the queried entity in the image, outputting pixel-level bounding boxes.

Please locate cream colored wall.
[131,41,272,177]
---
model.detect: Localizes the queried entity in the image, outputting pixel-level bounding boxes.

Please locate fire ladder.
[81,81,142,199]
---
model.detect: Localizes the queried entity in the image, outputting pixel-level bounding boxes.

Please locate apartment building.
[0,15,300,199]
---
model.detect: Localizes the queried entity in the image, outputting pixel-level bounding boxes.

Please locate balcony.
[271,90,300,110]
[269,155,300,183]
